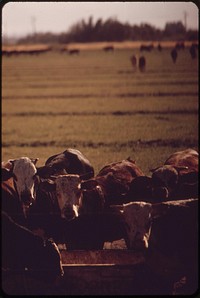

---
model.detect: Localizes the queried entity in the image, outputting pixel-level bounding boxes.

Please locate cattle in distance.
[171,48,178,63]
[103,45,114,52]
[189,43,197,59]
[138,56,146,72]
[130,55,137,68]
[68,49,80,55]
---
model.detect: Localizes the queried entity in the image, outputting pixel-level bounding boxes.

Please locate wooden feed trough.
[59,249,146,295]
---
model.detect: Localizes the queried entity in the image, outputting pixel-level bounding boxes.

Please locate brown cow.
[150,149,198,200]
[81,158,145,209]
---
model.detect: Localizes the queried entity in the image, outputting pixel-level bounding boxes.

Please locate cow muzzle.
[61,204,78,221]
[20,191,35,208]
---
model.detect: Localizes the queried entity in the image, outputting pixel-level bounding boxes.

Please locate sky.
[1,1,199,38]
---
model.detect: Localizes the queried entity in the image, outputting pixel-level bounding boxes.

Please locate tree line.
[16,16,198,44]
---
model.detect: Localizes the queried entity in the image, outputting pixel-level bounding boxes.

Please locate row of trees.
[17,17,198,45]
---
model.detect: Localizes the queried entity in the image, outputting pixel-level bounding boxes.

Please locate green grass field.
[2,46,198,174]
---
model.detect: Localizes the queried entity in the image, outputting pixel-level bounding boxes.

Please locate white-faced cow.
[2,157,39,221]
[24,173,83,248]
[53,174,82,220]
[112,198,198,294]
[150,149,198,201]
[41,148,94,180]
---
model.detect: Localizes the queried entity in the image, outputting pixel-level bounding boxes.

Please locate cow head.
[79,185,105,215]
[150,165,188,200]
[3,157,38,217]
[54,174,82,220]
[120,202,153,251]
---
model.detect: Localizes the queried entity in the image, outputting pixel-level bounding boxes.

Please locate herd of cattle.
[1,148,198,293]
[130,42,198,71]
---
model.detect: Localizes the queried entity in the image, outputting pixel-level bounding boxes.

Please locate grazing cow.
[175,42,185,50]
[171,48,178,63]
[189,44,197,59]
[130,55,137,68]
[157,43,162,51]
[140,44,154,52]
[68,49,79,55]
[81,158,145,207]
[41,148,94,180]
[103,45,114,52]
[2,211,64,284]
[2,157,39,220]
[139,56,146,71]
[150,149,198,200]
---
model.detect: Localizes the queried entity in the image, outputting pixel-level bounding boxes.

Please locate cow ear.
[149,166,160,173]
[31,158,39,165]
[2,168,13,181]
[6,160,18,180]
[40,179,56,192]
[36,165,53,178]
[8,159,16,168]
[127,157,135,163]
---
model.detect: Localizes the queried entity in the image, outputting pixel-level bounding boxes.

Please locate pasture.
[2,43,198,175]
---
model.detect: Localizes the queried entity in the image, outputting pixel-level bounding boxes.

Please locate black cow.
[139,56,146,71]
[103,46,114,52]
[68,49,80,55]
[171,48,178,63]
[38,148,94,180]
[189,44,197,59]
[130,55,137,68]
[140,44,154,52]
[2,211,64,284]
[146,198,198,295]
